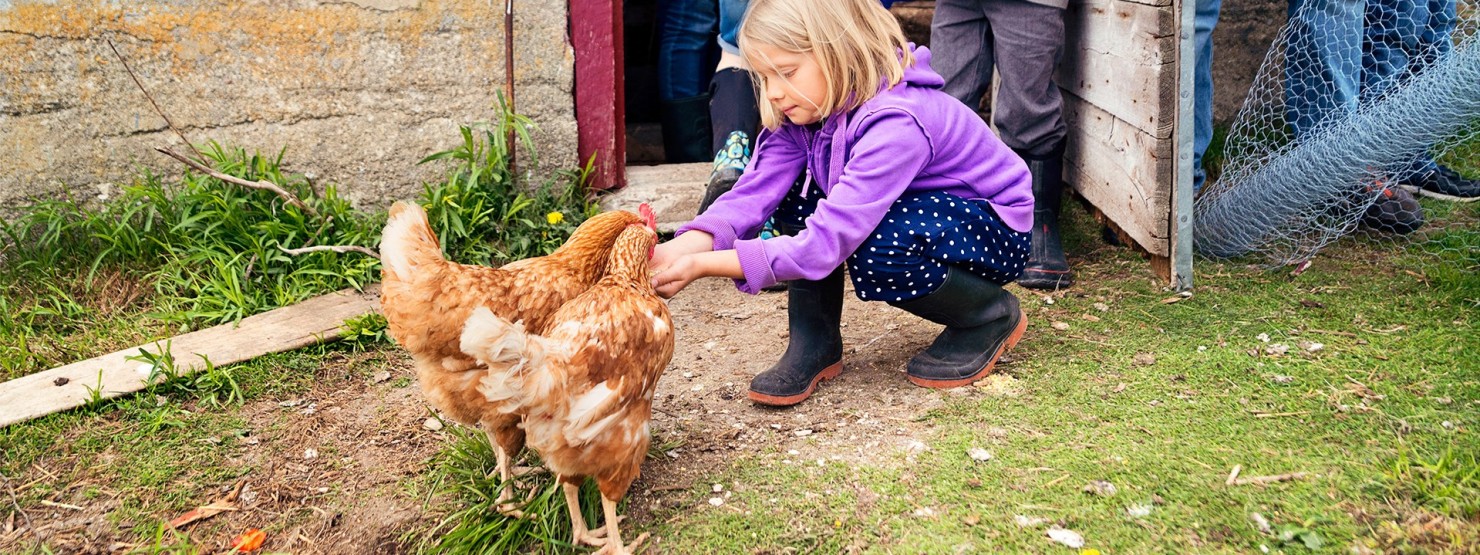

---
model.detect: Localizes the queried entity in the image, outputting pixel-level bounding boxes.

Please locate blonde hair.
[739,0,914,129]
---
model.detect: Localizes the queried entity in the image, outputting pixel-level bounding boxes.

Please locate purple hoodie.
[678,45,1033,294]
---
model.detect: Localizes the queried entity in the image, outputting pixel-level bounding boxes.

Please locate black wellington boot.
[889,267,1027,388]
[748,266,845,406]
[660,94,713,163]
[1015,142,1075,290]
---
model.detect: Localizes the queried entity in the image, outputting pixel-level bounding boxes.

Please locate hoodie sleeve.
[676,127,808,251]
[731,109,934,293]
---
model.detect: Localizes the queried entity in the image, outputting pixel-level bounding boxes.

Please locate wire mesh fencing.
[1196,0,1479,274]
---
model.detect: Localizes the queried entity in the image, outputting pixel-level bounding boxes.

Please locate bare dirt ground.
[4,266,1131,554]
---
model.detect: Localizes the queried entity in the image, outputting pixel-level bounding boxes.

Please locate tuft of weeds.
[1381,448,1480,519]
[416,105,600,266]
[411,425,606,555]
[0,98,598,383]
[340,312,391,351]
[129,343,244,409]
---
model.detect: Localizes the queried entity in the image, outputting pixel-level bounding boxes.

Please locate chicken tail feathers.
[381,201,443,278]
[462,307,560,413]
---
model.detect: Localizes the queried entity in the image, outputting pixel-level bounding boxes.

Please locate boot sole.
[748,361,843,406]
[907,310,1027,389]
[1017,270,1074,290]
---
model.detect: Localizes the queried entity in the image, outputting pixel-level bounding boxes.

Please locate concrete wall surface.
[0,0,575,212]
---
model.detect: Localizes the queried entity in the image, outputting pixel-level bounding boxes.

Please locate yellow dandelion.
[1080,549,1101,555]
[546,211,564,225]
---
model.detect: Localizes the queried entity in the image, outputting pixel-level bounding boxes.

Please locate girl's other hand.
[651,231,714,276]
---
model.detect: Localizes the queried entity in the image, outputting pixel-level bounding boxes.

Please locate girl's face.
[753,44,828,125]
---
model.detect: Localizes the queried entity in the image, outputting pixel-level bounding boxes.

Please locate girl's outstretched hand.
[652,254,702,299]
[652,250,745,298]
[650,232,715,294]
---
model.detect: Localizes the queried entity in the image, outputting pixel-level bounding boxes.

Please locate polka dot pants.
[773,182,1031,302]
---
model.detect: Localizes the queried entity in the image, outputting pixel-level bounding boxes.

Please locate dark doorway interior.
[623,0,721,165]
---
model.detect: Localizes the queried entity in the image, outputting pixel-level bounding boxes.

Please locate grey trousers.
[930,0,1068,157]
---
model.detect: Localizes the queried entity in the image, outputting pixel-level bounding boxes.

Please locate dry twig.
[2,474,44,549]
[107,39,205,162]
[38,500,83,511]
[277,245,380,259]
[1230,472,1313,486]
[167,480,247,529]
[1250,410,1310,418]
[1225,465,1242,486]
[155,147,319,216]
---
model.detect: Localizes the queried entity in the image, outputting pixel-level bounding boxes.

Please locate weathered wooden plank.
[0,285,382,428]
[1061,0,1177,139]
[1063,92,1172,257]
[1067,0,1176,67]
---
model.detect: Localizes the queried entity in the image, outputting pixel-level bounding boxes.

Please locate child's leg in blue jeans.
[847,191,1031,388]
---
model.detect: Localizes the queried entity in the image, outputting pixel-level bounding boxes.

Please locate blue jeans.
[1285,0,1456,159]
[1364,0,1456,175]
[658,0,719,100]
[1363,0,1456,96]
[1192,0,1222,192]
[1284,0,1364,136]
[718,0,747,55]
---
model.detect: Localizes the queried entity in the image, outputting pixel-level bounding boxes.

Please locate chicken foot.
[562,481,608,548]
[595,494,647,555]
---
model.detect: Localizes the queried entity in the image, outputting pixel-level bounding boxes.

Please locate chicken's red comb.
[638,203,657,231]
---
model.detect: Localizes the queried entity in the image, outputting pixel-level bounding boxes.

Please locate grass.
[2,206,1474,553]
[2,116,1477,554]
[0,103,601,552]
[404,426,610,555]
[643,201,1479,554]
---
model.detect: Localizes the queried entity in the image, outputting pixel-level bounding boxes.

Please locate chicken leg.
[490,443,526,517]
[563,481,608,548]
[595,494,648,555]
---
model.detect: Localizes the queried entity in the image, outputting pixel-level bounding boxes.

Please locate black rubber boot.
[889,267,1027,388]
[1015,142,1075,290]
[660,94,713,163]
[748,266,844,406]
[698,166,742,215]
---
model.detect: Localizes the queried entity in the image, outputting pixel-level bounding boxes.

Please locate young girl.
[650,0,1035,406]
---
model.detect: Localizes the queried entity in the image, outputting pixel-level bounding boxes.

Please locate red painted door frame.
[570,0,626,191]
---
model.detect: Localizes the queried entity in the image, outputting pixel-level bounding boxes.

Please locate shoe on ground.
[1359,183,1424,235]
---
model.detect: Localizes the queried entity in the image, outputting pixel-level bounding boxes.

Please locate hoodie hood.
[806,44,941,197]
[898,44,944,90]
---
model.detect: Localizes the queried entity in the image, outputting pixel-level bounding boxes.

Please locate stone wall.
[0,0,575,213]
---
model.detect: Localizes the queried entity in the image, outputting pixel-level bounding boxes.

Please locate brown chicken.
[378,201,646,513]
[458,221,674,555]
